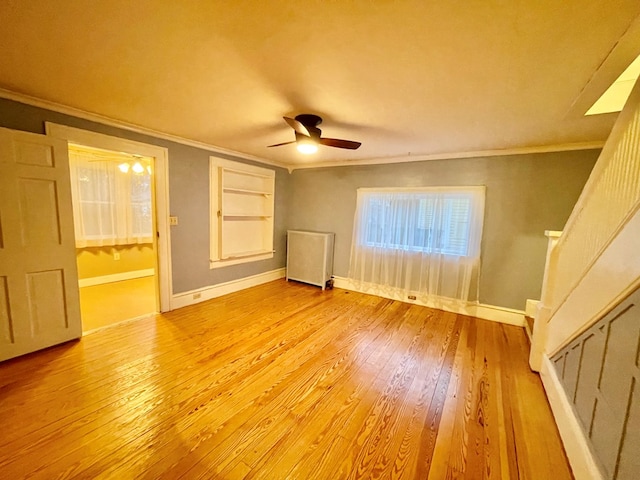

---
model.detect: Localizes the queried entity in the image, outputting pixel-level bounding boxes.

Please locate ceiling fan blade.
[319,138,362,150]
[284,116,310,137]
[267,140,297,148]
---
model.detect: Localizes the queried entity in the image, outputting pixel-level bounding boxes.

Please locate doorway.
[46,123,173,324]
[68,144,158,332]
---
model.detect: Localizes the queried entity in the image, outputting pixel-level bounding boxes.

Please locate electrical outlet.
[169,216,178,226]
[114,252,121,261]
[407,295,417,300]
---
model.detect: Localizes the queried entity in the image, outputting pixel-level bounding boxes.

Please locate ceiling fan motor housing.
[268,114,361,150]
[295,114,323,128]
[295,114,322,141]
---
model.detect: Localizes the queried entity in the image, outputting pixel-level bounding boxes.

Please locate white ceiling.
[1,1,640,168]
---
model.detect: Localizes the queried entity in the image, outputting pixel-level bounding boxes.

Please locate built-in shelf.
[223,214,273,219]
[210,157,275,269]
[223,187,272,196]
[222,167,272,179]
[221,249,274,260]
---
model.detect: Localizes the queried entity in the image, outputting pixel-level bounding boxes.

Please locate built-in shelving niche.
[210,158,275,268]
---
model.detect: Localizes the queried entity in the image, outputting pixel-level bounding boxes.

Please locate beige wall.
[76,244,155,279]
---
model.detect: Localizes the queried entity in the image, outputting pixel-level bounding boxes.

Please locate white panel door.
[0,127,81,362]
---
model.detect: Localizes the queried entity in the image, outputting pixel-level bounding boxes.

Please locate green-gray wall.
[0,97,598,309]
[0,98,290,294]
[287,152,598,310]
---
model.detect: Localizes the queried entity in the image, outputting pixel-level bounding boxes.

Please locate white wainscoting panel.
[541,355,605,480]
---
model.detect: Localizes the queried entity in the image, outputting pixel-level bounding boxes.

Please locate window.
[362,192,476,256]
[69,146,153,247]
[209,157,275,269]
[349,186,485,303]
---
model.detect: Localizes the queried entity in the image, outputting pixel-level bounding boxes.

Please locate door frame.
[45,123,173,312]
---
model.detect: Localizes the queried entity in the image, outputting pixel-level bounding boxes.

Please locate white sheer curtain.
[69,149,153,248]
[348,187,485,308]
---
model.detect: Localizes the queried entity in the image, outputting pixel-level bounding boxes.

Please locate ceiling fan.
[268,114,361,154]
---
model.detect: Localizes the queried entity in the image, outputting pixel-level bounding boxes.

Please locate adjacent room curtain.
[348,187,485,307]
[69,149,153,248]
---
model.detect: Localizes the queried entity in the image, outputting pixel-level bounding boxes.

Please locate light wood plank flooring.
[79,276,157,332]
[0,280,572,479]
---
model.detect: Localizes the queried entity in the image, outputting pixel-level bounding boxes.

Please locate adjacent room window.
[209,156,275,269]
[349,186,485,304]
[68,146,153,248]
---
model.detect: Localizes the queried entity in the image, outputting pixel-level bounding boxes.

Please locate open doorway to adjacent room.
[68,144,158,332]
[46,122,173,333]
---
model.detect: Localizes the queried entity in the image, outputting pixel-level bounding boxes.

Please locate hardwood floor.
[79,276,157,333]
[0,280,572,479]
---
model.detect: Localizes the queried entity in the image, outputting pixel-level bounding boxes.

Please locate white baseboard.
[525,298,540,317]
[78,268,155,288]
[474,303,526,326]
[332,276,525,326]
[171,268,286,310]
[540,355,603,480]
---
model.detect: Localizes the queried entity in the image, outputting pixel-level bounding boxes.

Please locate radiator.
[286,230,335,290]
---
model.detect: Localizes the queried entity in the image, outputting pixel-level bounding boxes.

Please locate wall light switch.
[169,216,178,226]
[114,252,121,261]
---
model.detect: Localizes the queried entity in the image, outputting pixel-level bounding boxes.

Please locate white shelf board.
[222,167,273,179]
[223,187,272,195]
[221,249,274,260]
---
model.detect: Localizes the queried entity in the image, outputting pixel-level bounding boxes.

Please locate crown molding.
[0,88,287,170]
[0,88,605,173]
[288,141,606,171]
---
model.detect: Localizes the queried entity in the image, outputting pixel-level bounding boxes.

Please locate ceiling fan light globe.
[132,161,145,173]
[118,162,130,173]
[297,142,318,155]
